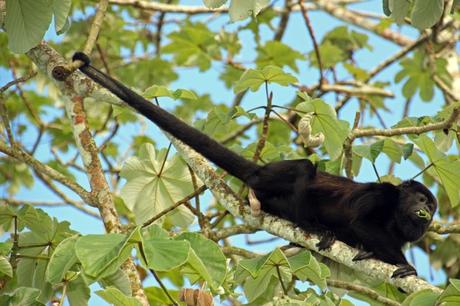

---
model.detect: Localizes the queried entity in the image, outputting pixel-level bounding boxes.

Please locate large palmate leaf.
[120,144,195,226]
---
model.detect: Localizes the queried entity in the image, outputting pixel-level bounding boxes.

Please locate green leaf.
[120,144,195,226]
[0,287,42,306]
[438,279,460,304]
[75,233,132,278]
[52,0,71,32]
[0,255,13,277]
[402,143,414,160]
[382,139,402,163]
[175,233,227,288]
[402,288,439,305]
[0,206,16,230]
[419,74,434,101]
[100,269,132,296]
[46,235,79,284]
[145,286,180,305]
[5,0,53,53]
[67,275,90,306]
[143,85,173,99]
[162,22,220,71]
[244,267,280,302]
[142,238,190,271]
[390,0,410,24]
[310,41,346,69]
[296,97,350,160]
[411,0,444,30]
[173,89,198,100]
[239,248,291,302]
[220,65,244,89]
[288,250,330,289]
[229,0,270,21]
[382,0,391,16]
[414,135,460,206]
[142,224,169,239]
[17,205,75,242]
[202,0,227,8]
[239,253,272,278]
[96,287,143,306]
[256,41,304,72]
[234,65,298,94]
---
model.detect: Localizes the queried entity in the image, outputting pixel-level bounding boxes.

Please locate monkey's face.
[396,180,437,241]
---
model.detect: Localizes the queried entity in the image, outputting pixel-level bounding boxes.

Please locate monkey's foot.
[316,231,336,251]
[352,248,374,261]
[391,264,417,278]
[248,189,261,217]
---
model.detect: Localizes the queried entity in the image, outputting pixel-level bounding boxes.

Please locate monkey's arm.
[72,52,260,182]
[350,221,416,278]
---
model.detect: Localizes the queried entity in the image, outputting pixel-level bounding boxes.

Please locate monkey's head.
[396,180,437,242]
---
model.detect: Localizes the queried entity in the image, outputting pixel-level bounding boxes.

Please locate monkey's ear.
[398,180,412,189]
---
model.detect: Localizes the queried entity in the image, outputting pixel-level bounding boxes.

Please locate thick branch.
[26,42,148,305]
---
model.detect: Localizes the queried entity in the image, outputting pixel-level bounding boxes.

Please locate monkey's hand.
[316,231,336,251]
[391,264,417,278]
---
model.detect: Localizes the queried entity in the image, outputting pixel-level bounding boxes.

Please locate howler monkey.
[70,52,437,278]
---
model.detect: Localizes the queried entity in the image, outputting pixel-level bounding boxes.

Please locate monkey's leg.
[248,189,261,217]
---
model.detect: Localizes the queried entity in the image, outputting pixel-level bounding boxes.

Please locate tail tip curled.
[72,52,91,67]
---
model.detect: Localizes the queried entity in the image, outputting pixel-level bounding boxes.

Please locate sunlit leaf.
[120,144,195,226]
[97,287,142,306]
[411,0,444,30]
[5,0,52,53]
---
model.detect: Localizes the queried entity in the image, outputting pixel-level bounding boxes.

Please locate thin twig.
[327,279,400,306]
[252,82,273,162]
[157,142,172,176]
[0,140,94,206]
[155,0,173,55]
[273,0,292,41]
[0,71,37,93]
[83,0,109,54]
[351,105,460,139]
[299,0,324,86]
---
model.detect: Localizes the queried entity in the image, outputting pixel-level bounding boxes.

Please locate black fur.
[72,52,437,278]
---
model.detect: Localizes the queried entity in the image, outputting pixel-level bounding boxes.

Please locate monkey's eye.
[417,194,427,203]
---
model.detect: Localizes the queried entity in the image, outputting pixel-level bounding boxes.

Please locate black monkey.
[70,52,437,278]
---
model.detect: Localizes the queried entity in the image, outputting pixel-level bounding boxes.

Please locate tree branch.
[26,42,148,306]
